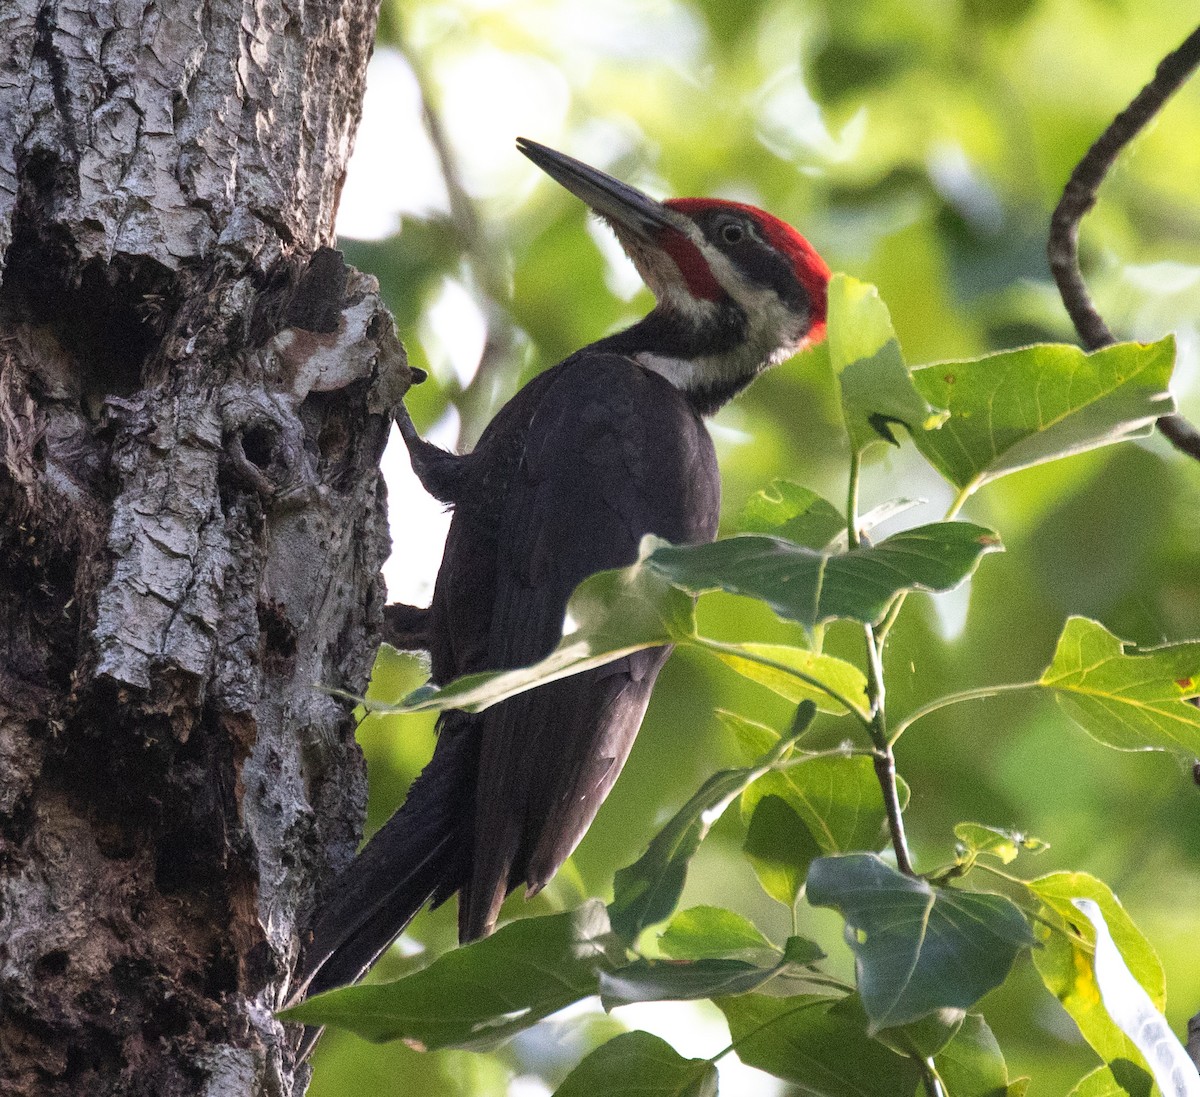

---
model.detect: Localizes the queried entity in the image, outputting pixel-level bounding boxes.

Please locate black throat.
[590,300,753,416]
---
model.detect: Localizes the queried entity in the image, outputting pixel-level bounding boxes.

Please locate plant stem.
[889,680,1036,745]
[920,1059,947,1097]
[873,736,915,876]
[693,635,873,727]
[845,449,914,869]
[863,624,915,875]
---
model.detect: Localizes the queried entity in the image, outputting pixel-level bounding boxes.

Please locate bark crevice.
[0,0,395,1092]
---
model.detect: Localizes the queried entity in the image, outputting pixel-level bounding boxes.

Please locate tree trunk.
[0,1,405,1093]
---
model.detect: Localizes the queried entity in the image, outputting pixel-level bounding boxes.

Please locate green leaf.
[715,709,787,764]
[608,702,817,941]
[910,337,1175,492]
[658,905,778,961]
[807,854,1035,1029]
[934,1013,1026,1097]
[1067,1064,1152,1097]
[600,957,786,1007]
[279,902,623,1050]
[1070,898,1200,1097]
[783,935,827,966]
[954,822,1048,866]
[743,794,822,906]
[387,547,695,714]
[554,1031,718,1097]
[1038,616,1200,758]
[742,755,906,856]
[1028,872,1165,1067]
[737,479,845,548]
[827,274,948,451]
[649,522,1002,629]
[876,1008,965,1059]
[744,492,925,556]
[716,993,924,1096]
[710,641,869,715]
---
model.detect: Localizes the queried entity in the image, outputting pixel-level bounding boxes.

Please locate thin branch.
[1048,24,1200,462]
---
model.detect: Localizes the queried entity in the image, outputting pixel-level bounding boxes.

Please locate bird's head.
[517,137,831,414]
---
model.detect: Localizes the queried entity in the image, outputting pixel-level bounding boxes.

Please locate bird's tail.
[289,720,475,1057]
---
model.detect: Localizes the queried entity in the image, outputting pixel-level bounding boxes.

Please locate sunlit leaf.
[710,641,869,715]
[1028,872,1165,1067]
[934,1013,1028,1097]
[385,548,695,714]
[910,337,1175,492]
[807,854,1034,1029]
[743,794,821,906]
[658,905,778,962]
[1067,1064,1152,1097]
[715,709,787,764]
[1071,899,1200,1097]
[742,755,906,856]
[600,956,785,1007]
[608,703,817,940]
[716,993,924,1096]
[954,822,1048,866]
[554,1031,718,1097]
[1038,616,1200,758]
[827,274,948,451]
[280,903,623,1051]
[648,522,1001,628]
[737,479,845,548]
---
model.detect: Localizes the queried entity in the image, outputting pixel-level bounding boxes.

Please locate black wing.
[448,352,720,938]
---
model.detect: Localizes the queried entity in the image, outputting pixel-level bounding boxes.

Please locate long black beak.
[516,138,678,242]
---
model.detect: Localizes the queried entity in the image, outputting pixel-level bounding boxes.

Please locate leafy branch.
[311,270,1195,1095]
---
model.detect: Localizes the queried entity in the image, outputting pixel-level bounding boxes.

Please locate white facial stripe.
[617,216,813,400]
[701,246,810,357]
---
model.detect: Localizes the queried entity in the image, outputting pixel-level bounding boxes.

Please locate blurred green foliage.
[318,0,1200,1093]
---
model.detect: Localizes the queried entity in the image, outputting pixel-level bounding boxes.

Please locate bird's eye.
[720,223,745,244]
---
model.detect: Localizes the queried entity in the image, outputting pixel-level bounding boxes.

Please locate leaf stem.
[889,681,1037,745]
[692,635,873,728]
[874,483,975,648]
[704,996,832,1066]
[846,449,862,549]
[943,482,975,522]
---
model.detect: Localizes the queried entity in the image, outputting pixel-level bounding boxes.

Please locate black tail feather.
[290,720,477,1059]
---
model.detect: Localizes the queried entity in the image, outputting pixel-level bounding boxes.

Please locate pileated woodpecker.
[294,139,831,1013]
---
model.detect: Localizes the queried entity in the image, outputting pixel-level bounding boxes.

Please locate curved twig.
[1048,24,1200,463]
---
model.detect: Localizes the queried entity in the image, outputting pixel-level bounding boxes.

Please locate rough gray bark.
[0,0,409,1093]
